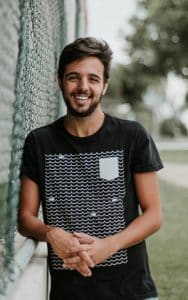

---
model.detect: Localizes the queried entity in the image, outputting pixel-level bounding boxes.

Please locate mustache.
[71,91,91,97]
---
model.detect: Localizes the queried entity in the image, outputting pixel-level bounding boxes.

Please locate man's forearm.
[18,214,94,277]
[107,210,163,254]
[18,213,52,242]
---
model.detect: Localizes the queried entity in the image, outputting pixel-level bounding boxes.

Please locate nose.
[78,77,89,92]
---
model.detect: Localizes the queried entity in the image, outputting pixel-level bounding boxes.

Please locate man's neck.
[64,108,105,137]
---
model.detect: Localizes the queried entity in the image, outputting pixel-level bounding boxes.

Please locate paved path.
[157,139,188,151]
[158,162,188,188]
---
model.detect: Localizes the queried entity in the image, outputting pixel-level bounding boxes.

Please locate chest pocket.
[99,156,119,180]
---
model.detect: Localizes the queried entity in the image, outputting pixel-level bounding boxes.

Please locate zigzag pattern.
[44,150,128,270]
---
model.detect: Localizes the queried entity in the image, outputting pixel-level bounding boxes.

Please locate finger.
[75,265,87,276]
[76,261,92,277]
[64,255,81,264]
[62,263,68,269]
[63,263,77,270]
[65,236,83,253]
[79,251,94,268]
[73,232,94,240]
[73,232,95,244]
[66,244,83,254]
[79,244,93,252]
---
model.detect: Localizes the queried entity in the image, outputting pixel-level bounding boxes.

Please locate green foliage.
[120,63,158,105]
[160,117,187,137]
[121,0,188,105]
[106,64,124,99]
[127,0,188,77]
[107,63,156,106]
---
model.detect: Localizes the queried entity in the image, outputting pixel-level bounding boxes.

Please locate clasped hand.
[63,232,114,276]
[47,228,114,277]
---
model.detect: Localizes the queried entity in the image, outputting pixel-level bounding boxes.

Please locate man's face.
[60,56,108,117]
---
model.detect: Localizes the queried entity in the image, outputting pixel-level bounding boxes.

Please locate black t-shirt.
[21,113,163,298]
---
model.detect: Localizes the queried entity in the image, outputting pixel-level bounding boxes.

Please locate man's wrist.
[104,235,121,257]
[45,225,56,243]
[105,235,118,257]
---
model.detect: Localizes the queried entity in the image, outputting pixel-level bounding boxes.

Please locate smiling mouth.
[73,94,91,101]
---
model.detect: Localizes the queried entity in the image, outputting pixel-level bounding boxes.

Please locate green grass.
[147,175,188,299]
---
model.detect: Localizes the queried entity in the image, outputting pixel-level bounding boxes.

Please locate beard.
[63,93,103,117]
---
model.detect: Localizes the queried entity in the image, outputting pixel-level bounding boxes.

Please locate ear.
[102,81,109,96]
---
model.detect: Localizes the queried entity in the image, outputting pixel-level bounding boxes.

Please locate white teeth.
[75,95,89,100]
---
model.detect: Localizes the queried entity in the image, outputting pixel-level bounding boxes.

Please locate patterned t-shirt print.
[45,150,128,269]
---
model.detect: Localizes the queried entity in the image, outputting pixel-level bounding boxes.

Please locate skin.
[18,56,163,277]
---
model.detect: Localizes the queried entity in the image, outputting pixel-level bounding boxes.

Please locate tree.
[121,0,188,105]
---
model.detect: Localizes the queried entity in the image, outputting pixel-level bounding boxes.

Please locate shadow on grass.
[147,179,188,300]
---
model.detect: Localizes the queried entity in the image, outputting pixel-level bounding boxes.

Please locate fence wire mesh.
[0,0,20,278]
[0,0,87,296]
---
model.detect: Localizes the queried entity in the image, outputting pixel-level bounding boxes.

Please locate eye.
[67,74,79,82]
[89,76,100,83]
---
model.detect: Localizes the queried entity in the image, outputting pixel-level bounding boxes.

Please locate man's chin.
[67,109,95,118]
[66,103,100,118]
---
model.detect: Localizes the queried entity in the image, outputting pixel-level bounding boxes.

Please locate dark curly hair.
[58,37,113,83]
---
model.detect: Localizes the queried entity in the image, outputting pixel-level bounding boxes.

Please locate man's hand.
[47,227,95,276]
[46,227,83,259]
[63,232,116,268]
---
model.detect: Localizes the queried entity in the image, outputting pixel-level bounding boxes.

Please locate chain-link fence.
[0,0,87,297]
[0,0,20,279]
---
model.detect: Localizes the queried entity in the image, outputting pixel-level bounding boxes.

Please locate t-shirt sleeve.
[20,131,40,184]
[131,123,163,173]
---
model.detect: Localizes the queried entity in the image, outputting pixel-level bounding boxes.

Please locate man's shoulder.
[106,113,142,132]
[27,116,64,139]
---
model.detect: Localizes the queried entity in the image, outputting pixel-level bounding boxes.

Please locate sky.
[87,0,137,64]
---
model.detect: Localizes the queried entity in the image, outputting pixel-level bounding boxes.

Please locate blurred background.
[0,0,187,299]
[88,0,188,139]
[88,3,188,299]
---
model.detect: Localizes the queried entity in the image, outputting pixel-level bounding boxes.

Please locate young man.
[18,37,163,300]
